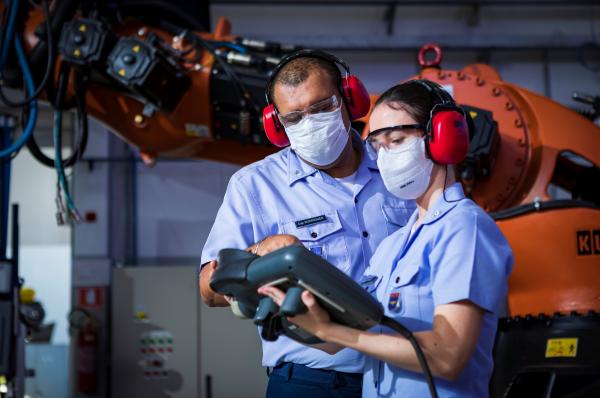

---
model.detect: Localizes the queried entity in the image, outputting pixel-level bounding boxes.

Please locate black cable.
[197,36,259,111]
[442,165,462,204]
[0,1,10,47]
[26,65,89,169]
[158,21,262,114]
[380,316,439,398]
[0,0,53,107]
[142,18,262,115]
[491,199,599,221]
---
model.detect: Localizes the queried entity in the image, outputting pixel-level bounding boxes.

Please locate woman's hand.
[258,285,333,340]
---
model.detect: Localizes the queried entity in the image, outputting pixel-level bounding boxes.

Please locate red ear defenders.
[413,79,470,165]
[262,50,370,148]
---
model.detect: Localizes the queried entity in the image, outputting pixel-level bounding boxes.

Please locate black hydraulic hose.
[26,65,89,169]
[380,316,439,398]
[0,0,53,107]
[491,199,599,221]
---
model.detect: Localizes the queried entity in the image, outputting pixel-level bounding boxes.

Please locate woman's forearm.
[319,323,461,380]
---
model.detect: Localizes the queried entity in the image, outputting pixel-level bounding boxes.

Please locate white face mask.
[284,106,350,167]
[377,137,434,200]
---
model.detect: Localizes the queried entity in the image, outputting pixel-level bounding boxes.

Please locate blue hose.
[211,41,247,54]
[0,0,19,72]
[0,34,37,159]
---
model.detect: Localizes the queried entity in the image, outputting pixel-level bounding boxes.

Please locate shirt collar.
[287,129,376,185]
[421,182,466,225]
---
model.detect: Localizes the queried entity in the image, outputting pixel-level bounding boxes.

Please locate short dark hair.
[374,80,444,126]
[272,57,340,103]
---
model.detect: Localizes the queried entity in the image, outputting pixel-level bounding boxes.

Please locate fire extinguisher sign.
[78,287,103,309]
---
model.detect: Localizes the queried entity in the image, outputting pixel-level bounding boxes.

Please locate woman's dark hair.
[374,80,447,126]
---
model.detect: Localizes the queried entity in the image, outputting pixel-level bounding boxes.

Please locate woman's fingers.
[257,285,286,306]
[301,290,317,308]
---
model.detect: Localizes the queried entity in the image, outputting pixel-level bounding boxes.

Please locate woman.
[259,80,513,397]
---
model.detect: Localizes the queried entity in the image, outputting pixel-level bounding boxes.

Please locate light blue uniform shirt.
[201,133,416,373]
[361,183,513,397]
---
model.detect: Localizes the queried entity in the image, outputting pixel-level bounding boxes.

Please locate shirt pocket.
[278,210,351,273]
[381,205,413,235]
[386,263,420,315]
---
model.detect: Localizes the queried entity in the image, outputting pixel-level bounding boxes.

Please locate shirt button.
[295,170,300,175]
[310,232,318,238]
[362,231,369,238]
[434,210,440,217]
[395,276,400,283]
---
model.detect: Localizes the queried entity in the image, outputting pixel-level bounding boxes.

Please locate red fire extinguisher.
[69,308,98,393]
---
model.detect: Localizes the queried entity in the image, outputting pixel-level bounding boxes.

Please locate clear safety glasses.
[278,94,341,127]
[367,124,425,152]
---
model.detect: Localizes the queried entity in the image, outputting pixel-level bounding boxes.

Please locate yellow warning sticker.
[73,48,81,57]
[79,24,87,32]
[132,45,141,53]
[469,111,478,120]
[118,68,126,77]
[545,338,578,358]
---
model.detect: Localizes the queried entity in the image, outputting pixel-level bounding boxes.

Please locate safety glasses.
[278,94,341,127]
[367,124,424,151]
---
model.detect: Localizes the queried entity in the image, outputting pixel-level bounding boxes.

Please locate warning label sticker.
[545,338,578,358]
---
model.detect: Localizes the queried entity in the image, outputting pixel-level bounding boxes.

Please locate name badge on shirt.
[388,288,402,312]
[295,215,327,228]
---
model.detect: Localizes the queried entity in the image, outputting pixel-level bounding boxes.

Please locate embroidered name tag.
[295,215,327,228]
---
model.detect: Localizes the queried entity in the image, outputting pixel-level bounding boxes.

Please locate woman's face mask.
[284,105,350,167]
[376,136,433,200]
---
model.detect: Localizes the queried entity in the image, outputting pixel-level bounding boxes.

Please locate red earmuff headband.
[415,80,470,165]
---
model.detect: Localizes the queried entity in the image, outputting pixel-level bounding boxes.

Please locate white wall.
[136,160,239,261]
[8,144,72,345]
[8,148,71,246]
[17,245,71,345]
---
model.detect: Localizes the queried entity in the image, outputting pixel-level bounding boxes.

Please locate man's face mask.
[282,96,350,167]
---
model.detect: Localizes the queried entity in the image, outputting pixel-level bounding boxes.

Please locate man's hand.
[201,234,300,307]
[246,234,301,256]
[199,260,230,307]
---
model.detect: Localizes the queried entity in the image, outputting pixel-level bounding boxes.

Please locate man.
[199,50,415,398]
